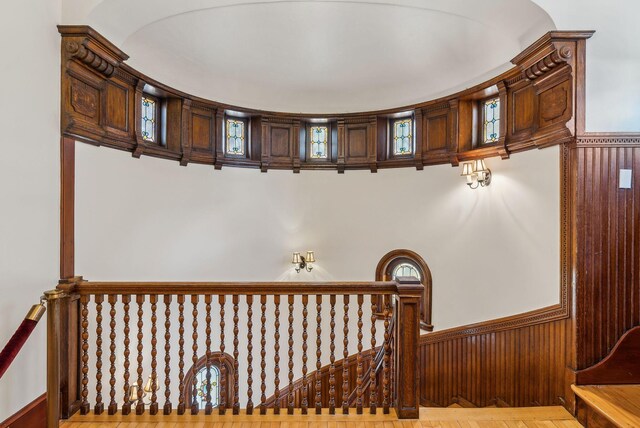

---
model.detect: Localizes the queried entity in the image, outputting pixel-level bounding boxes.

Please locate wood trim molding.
[58,26,593,172]
[575,133,640,147]
[0,393,46,428]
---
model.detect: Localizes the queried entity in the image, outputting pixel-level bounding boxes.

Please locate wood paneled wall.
[574,138,640,369]
[419,318,571,408]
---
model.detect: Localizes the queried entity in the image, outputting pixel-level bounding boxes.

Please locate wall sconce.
[292,251,315,273]
[460,159,492,189]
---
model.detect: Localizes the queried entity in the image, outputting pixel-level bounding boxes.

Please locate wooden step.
[572,384,640,428]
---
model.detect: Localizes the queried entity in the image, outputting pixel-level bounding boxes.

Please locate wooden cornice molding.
[58,25,129,78]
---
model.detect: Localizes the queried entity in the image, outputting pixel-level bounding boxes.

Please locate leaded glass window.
[226,119,245,156]
[482,98,500,144]
[309,126,329,159]
[141,96,157,143]
[393,118,413,156]
[392,262,421,281]
[192,365,220,409]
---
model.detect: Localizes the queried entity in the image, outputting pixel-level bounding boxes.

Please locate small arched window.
[184,352,235,410]
[192,365,221,409]
[376,249,433,331]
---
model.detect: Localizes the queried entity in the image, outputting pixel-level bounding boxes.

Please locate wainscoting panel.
[574,140,640,369]
[419,318,571,408]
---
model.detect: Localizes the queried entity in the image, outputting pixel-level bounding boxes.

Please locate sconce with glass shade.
[292,251,316,273]
[460,159,492,189]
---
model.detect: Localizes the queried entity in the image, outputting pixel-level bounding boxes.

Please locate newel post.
[394,277,423,419]
[45,289,66,428]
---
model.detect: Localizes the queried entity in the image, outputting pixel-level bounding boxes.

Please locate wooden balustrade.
[46,279,422,425]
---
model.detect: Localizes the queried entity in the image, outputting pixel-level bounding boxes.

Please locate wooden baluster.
[177,295,186,415]
[191,295,199,415]
[287,295,294,415]
[370,295,378,414]
[107,295,117,415]
[149,295,158,415]
[383,296,392,414]
[232,295,240,415]
[94,295,104,414]
[329,295,336,415]
[121,295,132,415]
[356,295,363,414]
[163,295,172,415]
[205,295,213,415]
[273,295,281,415]
[80,295,89,415]
[301,295,309,414]
[218,295,226,415]
[135,295,145,415]
[342,295,349,414]
[260,295,267,415]
[246,295,254,415]
[315,294,322,414]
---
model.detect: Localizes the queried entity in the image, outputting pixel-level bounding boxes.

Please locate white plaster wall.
[0,0,61,420]
[76,144,561,332]
[532,0,640,132]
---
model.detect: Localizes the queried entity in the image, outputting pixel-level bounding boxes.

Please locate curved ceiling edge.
[58,26,592,173]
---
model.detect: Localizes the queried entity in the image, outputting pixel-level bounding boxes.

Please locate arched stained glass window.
[482,98,500,144]
[309,126,328,159]
[226,118,246,155]
[392,262,421,281]
[141,96,157,143]
[393,118,413,156]
[192,365,220,409]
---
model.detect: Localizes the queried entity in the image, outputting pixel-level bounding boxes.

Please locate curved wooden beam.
[58,26,592,172]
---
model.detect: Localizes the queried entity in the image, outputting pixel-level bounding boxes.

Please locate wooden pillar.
[394,277,423,419]
[46,289,66,428]
[60,136,74,280]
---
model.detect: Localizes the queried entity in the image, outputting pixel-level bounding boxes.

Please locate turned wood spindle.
[149,295,158,415]
[232,295,240,415]
[107,295,117,415]
[80,295,90,415]
[94,295,104,415]
[356,295,364,414]
[301,295,309,414]
[342,295,349,414]
[329,295,337,415]
[135,295,145,415]
[370,295,378,414]
[191,295,199,415]
[177,295,186,415]
[315,295,322,414]
[121,295,132,415]
[273,295,281,415]
[246,295,254,414]
[218,295,226,415]
[287,295,294,415]
[260,295,267,415]
[383,297,392,414]
[205,295,213,415]
[163,295,172,415]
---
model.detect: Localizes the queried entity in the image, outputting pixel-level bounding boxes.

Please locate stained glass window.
[393,118,413,155]
[392,262,421,281]
[482,98,500,144]
[141,97,157,143]
[226,119,245,156]
[192,365,220,409]
[309,126,329,159]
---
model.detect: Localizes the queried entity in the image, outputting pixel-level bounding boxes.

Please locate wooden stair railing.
[45,277,422,427]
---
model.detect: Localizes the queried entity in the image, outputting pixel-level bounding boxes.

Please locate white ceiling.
[62,0,556,113]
